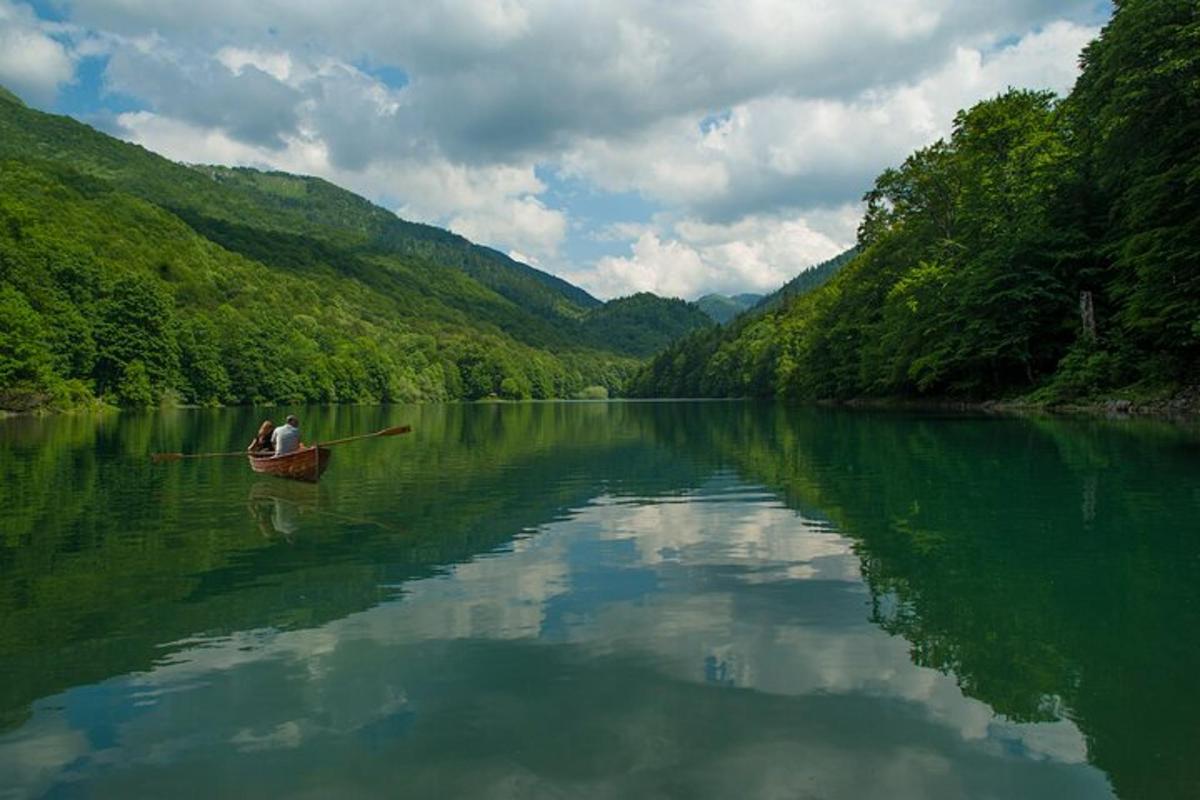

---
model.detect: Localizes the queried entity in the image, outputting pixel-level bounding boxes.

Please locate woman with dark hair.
[247,420,275,455]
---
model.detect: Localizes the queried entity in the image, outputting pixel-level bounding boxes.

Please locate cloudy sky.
[0,1,1109,300]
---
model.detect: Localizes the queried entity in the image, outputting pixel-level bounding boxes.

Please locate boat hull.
[248,446,332,482]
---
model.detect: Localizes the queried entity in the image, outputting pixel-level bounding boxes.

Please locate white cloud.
[65,2,1100,151]
[555,20,1096,297]
[448,196,566,262]
[114,110,327,172]
[366,161,568,264]
[0,0,75,103]
[562,21,1098,222]
[573,211,852,299]
[215,46,294,82]
[11,1,1104,295]
[0,712,91,798]
[586,231,708,299]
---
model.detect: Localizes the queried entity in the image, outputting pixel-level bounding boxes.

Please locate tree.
[1071,0,1200,379]
[177,318,231,405]
[0,286,56,406]
[116,359,155,406]
[93,274,179,398]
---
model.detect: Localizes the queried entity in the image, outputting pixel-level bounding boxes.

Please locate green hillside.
[694,293,763,324]
[631,0,1199,404]
[190,166,600,320]
[693,253,850,328]
[579,293,714,357]
[0,89,645,410]
[752,249,855,313]
[0,86,24,107]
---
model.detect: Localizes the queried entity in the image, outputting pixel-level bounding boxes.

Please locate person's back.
[271,415,302,457]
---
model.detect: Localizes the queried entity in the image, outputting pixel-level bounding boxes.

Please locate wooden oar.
[316,424,411,447]
[151,424,412,464]
[151,449,249,464]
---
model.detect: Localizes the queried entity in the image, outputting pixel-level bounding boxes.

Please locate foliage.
[0,97,653,410]
[631,0,1199,402]
[0,285,57,409]
[578,292,714,357]
[573,385,609,400]
[1069,0,1200,378]
[751,249,856,313]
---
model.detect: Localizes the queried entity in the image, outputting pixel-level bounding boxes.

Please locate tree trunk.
[1080,290,1097,343]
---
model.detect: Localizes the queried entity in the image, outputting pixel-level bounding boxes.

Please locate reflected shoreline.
[1,402,1196,798]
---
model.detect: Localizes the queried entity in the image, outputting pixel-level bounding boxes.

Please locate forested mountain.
[752,249,855,313]
[579,293,713,356]
[693,252,850,327]
[0,88,697,410]
[189,166,600,322]
[631,0,1199,404]
[695,293,763,324]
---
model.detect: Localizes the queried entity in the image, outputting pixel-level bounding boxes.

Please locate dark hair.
[286,414,299,426]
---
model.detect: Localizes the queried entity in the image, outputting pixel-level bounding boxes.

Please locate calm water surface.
[1,402,1197,799]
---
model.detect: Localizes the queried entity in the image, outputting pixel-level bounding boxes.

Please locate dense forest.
[574,293,713,357]
[631,0,1199,405]
[0,93,709,410]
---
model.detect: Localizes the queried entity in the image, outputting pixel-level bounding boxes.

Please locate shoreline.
[829,386,1200,421]
[4,388,1198,422]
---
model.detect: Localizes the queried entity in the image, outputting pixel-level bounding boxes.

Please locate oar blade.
[150,452,184,464]
[378,425,413,437]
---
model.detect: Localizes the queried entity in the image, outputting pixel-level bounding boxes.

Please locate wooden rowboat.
[154,425,409,476]
[248,446,332,483]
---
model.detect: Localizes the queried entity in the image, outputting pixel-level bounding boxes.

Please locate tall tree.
[1071,0,1200,378]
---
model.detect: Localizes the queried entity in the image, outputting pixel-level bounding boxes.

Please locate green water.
[0,402,1197,799]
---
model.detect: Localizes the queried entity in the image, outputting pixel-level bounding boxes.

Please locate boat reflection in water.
[248,482,322,541]
[247,481,401,543]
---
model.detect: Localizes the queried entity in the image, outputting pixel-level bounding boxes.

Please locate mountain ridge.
[752,249,856,312]
[0,85,701,409]
[0,91,599,326]
[694,293,763,324]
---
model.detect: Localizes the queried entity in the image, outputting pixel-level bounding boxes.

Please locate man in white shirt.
[271,414,302,456]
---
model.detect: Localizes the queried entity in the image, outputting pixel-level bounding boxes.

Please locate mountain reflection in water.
[0,402,1196,799]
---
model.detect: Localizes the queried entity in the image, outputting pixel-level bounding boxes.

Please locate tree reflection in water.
[0,402,1195,798]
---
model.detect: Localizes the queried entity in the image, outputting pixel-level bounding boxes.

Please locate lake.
[0,402,1197,799]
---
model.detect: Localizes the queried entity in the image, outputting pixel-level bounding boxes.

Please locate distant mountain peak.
[695,292,764,324]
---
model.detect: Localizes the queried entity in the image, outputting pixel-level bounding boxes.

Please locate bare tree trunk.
[1080,290,1097,343]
